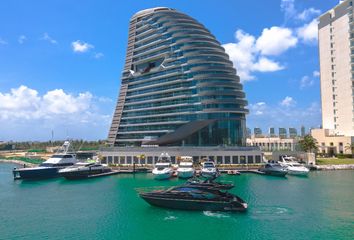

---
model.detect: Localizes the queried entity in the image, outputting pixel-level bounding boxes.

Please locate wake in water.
[203,211,230,218]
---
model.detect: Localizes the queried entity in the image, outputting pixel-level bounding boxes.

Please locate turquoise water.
[0,163,353,240]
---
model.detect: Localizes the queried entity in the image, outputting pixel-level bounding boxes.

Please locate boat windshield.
[39,163,55,167]
[51,154,74,158]
[203,163,215,168]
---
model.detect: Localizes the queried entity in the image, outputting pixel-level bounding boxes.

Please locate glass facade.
[108,7,248,147]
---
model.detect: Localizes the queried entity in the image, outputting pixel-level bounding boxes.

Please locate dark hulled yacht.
[139,185,247,212]
[59,161,111,180]
[13,141,77,180]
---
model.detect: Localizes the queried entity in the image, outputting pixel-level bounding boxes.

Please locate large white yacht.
[287,162,310,176]
[176,156,195,179]
[201,160,218,178]
[152,153,173,180]
[13,141,78,180]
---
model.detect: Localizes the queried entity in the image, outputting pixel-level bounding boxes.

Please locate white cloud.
[18,35,27,44]
[297,8,321,21]
[281,0,321,22]
[249,102,267,116]
[72,40,94,53]
[300,76,314,89]
[280,96,296,107]
[313,70,320,77]
[41,33,57,44]
[94,52,104,59]
[252,57,284,72]
[281,0,296,22]
[256,27,298,56]
[0,85,112,141]
[0,37,8,45]
[247,100,321,130]
[223,29,285,81]
[297,19,318,43]
[0,85,105,120]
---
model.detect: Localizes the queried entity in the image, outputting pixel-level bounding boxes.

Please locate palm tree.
[344,143,354,158]
[298,135,318,153]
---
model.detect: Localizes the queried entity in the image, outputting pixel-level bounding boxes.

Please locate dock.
[219,169,265,175]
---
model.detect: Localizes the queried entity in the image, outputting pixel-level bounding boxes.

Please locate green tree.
[298,135,318,153]
[344,143,354,158]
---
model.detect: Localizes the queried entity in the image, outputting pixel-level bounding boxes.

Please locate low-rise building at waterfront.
[247,136,298,152]
[311,128,354,155]
[101,146,262,165]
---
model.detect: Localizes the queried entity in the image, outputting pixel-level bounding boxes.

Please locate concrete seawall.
[315,164,354,170]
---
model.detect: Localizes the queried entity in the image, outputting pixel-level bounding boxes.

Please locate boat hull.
[287,170,309,176]
[140,194,247,212]
[60,169,111,180]
[13,167,61,180]
[177,170,195,179]
[153,171,172,180]
[259,169,288,177]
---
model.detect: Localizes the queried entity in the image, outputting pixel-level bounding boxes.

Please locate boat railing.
[135,186,169,193]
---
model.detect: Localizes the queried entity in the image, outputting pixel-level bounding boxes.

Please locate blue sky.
[0,0,340,141]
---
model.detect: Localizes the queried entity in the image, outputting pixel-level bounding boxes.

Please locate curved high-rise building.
[108,7,248,147]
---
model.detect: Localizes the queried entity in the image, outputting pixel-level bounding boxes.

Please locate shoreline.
[315,164,354,170]
[0,159,37,167]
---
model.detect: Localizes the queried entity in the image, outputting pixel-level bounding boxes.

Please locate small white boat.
[201,160,218,178]
[177,156,195,179]
[152,153,173,180]
[287,162,310,176]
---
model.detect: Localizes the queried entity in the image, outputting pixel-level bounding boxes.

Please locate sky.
[0,0,341,141]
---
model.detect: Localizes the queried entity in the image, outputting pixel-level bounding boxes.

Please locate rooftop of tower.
[132,7,175,19]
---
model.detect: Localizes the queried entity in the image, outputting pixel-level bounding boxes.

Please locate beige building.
[311,128,354,155]
[318,0,354,136]
[246,136,298,152]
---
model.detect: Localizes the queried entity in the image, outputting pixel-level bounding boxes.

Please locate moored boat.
[177,156,195,179]
[59,161,111,180]
[259,163,288,177]
[139,185,247,212]
[184,177,234,190]
[201,160,219,178]
[13,141,77,180]
[287,163,310,176]
[152,153,173,180]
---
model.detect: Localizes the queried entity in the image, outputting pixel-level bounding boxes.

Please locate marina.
[1,162,353,240]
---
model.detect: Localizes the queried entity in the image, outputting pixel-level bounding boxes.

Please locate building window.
[147,156,153,164]
[217,156,223,164]
[120,156,125,164]
[240,156,246,164]
[154,156,159,164]
[339,142,343,146]
[171,156,176,164]
[232,156,238,164]
[108,156,113,164]
[225,156,231,164]
[114,156,119,164]
[133,156,138,163]
[330,142,334,146]
[101,157,107,164]
[209,156,215,162]
[255,155,261,163]
[127,156,132,164]
[247,156,254,164]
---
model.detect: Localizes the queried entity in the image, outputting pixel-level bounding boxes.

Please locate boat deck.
[87,170,134,178]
